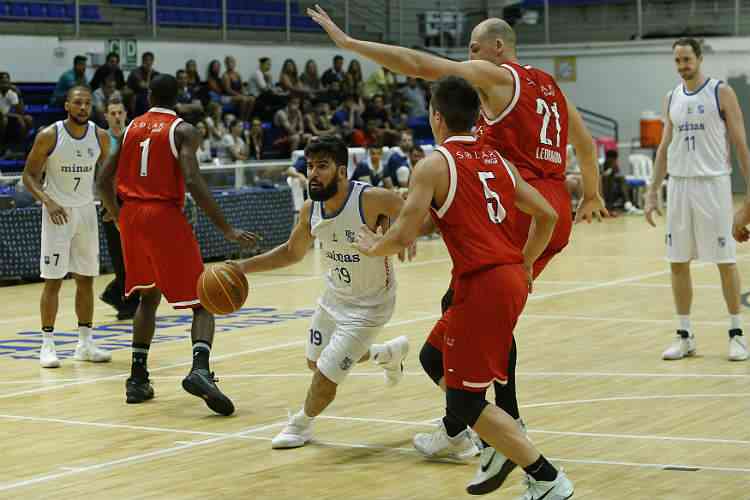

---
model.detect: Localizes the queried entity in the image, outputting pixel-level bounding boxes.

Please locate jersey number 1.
[478,172,507,224]
[536,98,561,147]
[139,138,151,177]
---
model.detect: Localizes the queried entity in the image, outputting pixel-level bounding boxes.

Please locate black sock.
[42,326,54,333]
[131,343,150,380]
[192,341,211,371]
[523,455,558,482]
[442,414,467,438]
[494,338,520,420]
[78,322,92,328]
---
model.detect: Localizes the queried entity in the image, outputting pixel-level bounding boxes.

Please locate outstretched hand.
[224,228,262,248]
[307,4,352,49]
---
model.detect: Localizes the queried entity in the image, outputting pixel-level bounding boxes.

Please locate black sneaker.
[182,369,235,416]
[126,376,154,404]
[116,302,139,321]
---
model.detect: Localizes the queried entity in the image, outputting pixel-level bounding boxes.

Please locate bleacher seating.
[0,1,101,22]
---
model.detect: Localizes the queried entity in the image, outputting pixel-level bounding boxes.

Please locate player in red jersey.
[98,74,256,415]
[355,76,573,499]
[310,5,605,479]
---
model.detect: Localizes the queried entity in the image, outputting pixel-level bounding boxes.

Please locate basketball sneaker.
[374,335,409,386]
[518,469,574,500]
[182,369,235,416]
[728,329,749,361]
[126,376,154,404]
[73,340,112,363]
[466,445,517,495]
[662,330,696,360]
[413,420,479,461]
[272,413,313,449]
[39,338,60,368]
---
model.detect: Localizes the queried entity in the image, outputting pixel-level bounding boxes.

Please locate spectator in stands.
[223,119,250,162]
[249,57,272,95]
[388,91,409,130]
[601,149,628,210]
[245,118,264,160]
[127,51,158,117]
[362,94,392,132]
[300,59,322,97]
[205,101,227,142]
[350,143,384,186]
[90,52,125,91]
[184,59,202,94]
[401,77,427,119]
[343,59,365,97]
[92,76,122,126]
[274,95,310,155]
[196,121,213,163]
[0,72,32,153]
[278,59,306,96]
[383,144,423,189]
[174,69,204,124]
[321,54,346,89]
[206,59,225,101]
[287,155,307,220]
[364,66,395,99]
[52,55,88,106]
[332,93,363,141]
[306,100,337,139]
[222,56,255,122]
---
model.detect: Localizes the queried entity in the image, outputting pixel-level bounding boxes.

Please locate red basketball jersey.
[117,107,186,207]
[431,136,523,277]
[475,62,568,182]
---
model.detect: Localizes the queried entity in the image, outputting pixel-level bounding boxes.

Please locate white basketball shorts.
[40,202,100,279]
[665,175,735,264]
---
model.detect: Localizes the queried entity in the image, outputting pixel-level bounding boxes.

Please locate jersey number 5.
[478,172,507,224]
[536,98,561,147]
[139,138,151,177]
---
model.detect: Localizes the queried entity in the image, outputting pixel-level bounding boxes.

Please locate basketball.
[197,262,249,315]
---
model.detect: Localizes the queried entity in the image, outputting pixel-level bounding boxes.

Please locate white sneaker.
[518,469,574,500]
[73,340,112,363]
[39,339,60,368]
[662,330,696,360]
[271,415,313,449]
[374,336,409,387]
[728,331,749,361]
[466,445,517,495]
[413,420,479,461]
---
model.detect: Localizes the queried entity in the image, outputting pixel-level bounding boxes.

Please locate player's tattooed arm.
[236,200,314,274]
[23,125,68,225]
[97,134,122,223]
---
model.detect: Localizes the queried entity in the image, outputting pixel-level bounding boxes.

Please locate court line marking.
[0,419,288,493]
[0,314,438,400]
[520,313,736,326]
[520,393,750,409]
[537,280,721,289]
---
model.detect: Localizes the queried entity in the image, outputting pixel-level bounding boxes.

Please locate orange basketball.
[197,262,249,315]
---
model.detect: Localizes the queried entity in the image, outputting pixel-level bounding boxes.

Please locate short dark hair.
[142,51,155,62]
[176,69,186,78]
[259,57,270,65]
[305,136,348,169]
[0,71,10,80]
[74,55,87,65]
[334,55,343,62]
[66,85,91,101]
[673,37,702,58]
[106,96,124,110]
[149,74,178,106]
[106,52,120,62]
[430,76,480,133]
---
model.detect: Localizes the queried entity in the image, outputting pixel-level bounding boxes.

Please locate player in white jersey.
[645,38,750,362]
[22,86,113,368]
[235,137,409,449]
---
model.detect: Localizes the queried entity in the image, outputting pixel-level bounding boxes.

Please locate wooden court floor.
[0,214,748,499]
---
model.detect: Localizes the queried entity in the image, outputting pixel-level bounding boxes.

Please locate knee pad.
[440,287,454,314]
[419,341,444,385]
[446,388,489,428]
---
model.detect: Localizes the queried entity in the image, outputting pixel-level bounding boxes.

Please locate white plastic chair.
[626,154,664,208]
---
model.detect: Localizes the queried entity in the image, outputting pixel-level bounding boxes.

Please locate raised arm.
[235,200,315,273]
[308,5,512,95]
[175,122,257,245]
[645,93,673,227]
[564,93,608,223]
[23,126,68,225]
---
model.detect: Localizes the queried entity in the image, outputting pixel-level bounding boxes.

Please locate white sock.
[677,315,691,333]
[79,325,92,343]
[42,329,54,342]
[369,343,391,363]
[730,314,742,331]
[292,409,314,427]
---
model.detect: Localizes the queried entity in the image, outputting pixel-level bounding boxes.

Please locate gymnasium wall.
[0,35,382,83]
